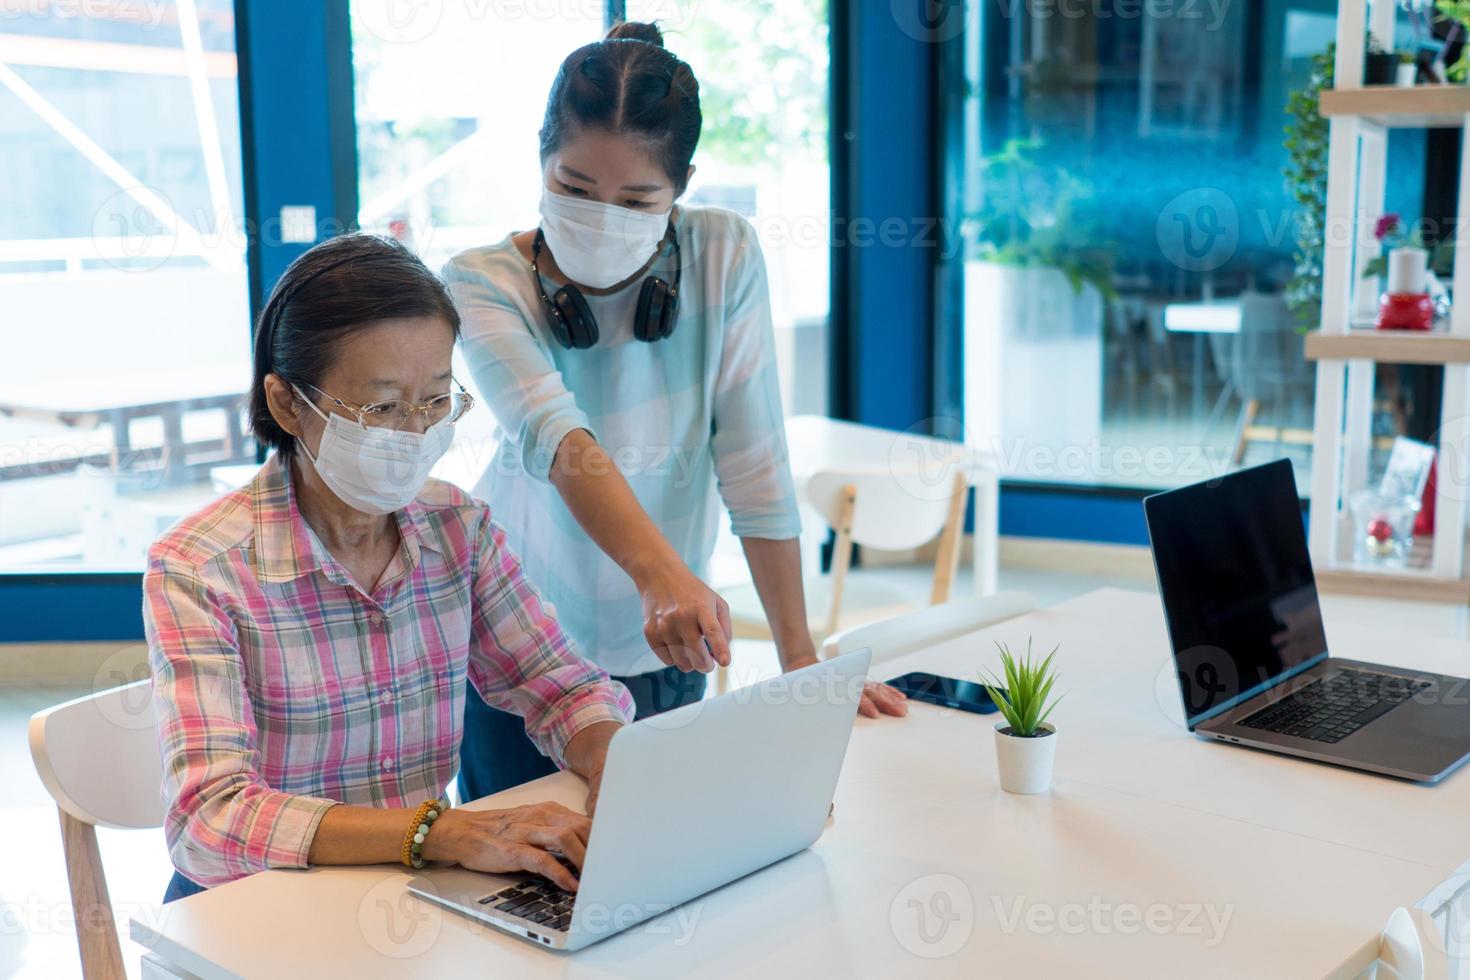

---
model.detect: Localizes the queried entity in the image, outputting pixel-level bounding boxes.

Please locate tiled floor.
[3,559,1468,978]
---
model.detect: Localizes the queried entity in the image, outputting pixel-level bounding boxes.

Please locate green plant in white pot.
[983,640,1063,795]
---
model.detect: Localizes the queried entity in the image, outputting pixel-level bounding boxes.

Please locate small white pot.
[993,721,1057,795]
[1395,62,1417,87]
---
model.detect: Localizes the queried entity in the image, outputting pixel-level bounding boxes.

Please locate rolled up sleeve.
[710,219,802,540]
[444,255,592,482]
[144,550,337,887]
[466,517,633,765]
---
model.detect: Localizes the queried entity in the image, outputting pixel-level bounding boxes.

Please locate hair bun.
[606,20,664,47]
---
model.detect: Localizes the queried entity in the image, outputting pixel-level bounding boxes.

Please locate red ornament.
[1376,292,1435,331]
[1367,517,1394,542]
[1415,459,1437,536]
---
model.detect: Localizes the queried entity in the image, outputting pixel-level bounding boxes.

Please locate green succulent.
[982,638,1063,738]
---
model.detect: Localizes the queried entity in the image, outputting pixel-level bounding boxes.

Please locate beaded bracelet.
[401,798,448,870]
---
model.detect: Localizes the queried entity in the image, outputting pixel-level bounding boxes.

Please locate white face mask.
[538,186,671,289]
[294,387,454,515]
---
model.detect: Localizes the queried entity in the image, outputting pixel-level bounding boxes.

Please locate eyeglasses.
[300,378,475,431]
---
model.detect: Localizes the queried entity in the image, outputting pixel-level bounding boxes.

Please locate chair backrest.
[30,680,165,830]
[1231,290,1307,394]
[1376,906,1448,980]
[822,592,1037,665]
[805,466,962,551]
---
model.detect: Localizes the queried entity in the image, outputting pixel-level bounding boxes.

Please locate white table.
[784,415,1001,595]
[131,589,1470,978]
[0,367,251,484]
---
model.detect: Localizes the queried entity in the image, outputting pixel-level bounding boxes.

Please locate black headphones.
[531,223,681,350]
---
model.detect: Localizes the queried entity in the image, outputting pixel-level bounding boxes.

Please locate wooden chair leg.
[1231,399,1260,466]
[930,471,968,605]
[821,485,858,641]
[58,806,125,980]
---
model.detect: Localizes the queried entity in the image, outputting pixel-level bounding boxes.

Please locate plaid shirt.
[144,454,633,887]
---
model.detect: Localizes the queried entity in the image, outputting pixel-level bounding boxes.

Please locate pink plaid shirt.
[144,454,633,887]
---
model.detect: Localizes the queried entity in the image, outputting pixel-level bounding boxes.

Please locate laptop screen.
[1144,459,1328,728]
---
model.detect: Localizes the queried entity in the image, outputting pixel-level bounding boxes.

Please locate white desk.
[784,415,1001,595]
[132,589,1469,978]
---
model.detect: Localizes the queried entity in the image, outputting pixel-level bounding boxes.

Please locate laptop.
[407,649,872,951]
[1144,459,1470,782]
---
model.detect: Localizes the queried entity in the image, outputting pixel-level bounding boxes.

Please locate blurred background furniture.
[782,415,1000,596]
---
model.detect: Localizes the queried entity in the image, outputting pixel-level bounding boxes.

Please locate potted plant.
[962,137,1115,470]
[1397,51,1419,87]
[1362,213,1451,329]
[982,639,1063,795]
[1365,33,1398,84]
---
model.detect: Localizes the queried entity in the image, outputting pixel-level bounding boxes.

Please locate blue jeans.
[163,870,205,904]
[164,665,706,903]
[457,665,707,803]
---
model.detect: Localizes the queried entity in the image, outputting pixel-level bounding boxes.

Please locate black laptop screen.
[1144,460,1328,727]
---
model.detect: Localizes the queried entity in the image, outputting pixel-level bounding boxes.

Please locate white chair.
[29,680,164,980]
[822,592,1037,666]
[1370,906,1449,980]
[723,467,970,642]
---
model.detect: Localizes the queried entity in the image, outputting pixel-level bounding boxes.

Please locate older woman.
[145,233,631,903]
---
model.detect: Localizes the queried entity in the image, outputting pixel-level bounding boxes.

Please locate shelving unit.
[1304,1,1470,602]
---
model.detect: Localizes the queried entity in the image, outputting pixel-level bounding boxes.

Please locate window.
[350,0,604,491]
[351,0,831,492]
[626,0,832,418]
[0,2,250,570]
[959,1,1427,492]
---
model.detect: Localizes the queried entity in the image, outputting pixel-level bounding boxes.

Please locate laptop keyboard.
[1238,670,1430,743]
[478,876,575,932]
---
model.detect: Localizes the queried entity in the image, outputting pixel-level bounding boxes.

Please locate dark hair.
[539,21,702,193]
[248,233,460,458]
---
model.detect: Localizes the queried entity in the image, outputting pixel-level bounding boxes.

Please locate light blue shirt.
[444,206,801,676]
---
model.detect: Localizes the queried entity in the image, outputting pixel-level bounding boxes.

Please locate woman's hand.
[422,803,590,892]
[784,653,909,720]
[564,720,620,816]
[633,558,732,673]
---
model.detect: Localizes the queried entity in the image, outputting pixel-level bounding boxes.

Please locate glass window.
[626,0,832,419]
[959,2,1427,492]
[352,2,831,496]
[350,1,605,491]
[0,2,250,570]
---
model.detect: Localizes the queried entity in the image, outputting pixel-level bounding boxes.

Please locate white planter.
[1395,62,1417,87]
[993,721,1057,795]
[963,261,1104,480]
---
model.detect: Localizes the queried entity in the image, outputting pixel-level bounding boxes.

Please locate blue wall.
[836,0,935,433]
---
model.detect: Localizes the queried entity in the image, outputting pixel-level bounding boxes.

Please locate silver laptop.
[408,649,871,951]
[1145,459,1470,782]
